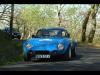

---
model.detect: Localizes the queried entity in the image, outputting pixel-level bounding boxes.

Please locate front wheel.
[64,47,72,60]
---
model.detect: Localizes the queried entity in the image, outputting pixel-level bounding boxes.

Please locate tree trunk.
[88,4,99,43]
[58,11,62,27]
[81,10,91,42]
[10,4,14,37]
[81,5,95,42]
[57,4,65,27]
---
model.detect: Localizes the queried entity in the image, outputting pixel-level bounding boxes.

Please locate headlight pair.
[26,43,64,50]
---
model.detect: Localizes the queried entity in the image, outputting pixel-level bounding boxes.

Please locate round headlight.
[58,43,64,50]
[26,43,31,49]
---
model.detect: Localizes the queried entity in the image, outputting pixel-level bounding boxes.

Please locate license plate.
[35,55,50,58]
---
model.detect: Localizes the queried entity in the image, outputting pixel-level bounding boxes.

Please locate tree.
[57,4,65,27]
[9,4,14,37]
[81,5,94,42]
[88,4,99,43]
[64,5,79,38]
[0,4,11,25]
[15,5,57,39]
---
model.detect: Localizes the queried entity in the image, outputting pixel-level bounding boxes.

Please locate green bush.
[0,30,23,66]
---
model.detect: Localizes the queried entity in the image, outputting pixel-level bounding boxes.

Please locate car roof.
[39,27,66,31]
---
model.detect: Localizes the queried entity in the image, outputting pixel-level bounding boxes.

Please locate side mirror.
[32,35,35,38]
[66,33,70,38]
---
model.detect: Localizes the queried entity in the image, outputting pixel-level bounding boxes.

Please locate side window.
[36,30,42,37]
[66,31,70,38]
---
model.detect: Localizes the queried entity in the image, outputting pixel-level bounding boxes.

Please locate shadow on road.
[71,54,83,60]
[29,54,83,63]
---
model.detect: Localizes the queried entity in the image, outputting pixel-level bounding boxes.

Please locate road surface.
[0,46,100,71]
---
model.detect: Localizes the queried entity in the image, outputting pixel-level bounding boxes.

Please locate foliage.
[15,5,58,39]
[0,30,23,65]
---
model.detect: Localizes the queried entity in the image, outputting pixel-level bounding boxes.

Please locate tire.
[71,47,76,57]
[64,46,72,60]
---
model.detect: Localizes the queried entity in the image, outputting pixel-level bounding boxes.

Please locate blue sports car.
[22,28,77,61]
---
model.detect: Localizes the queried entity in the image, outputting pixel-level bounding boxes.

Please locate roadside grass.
[0,30,23,65]
[77,41,100,48]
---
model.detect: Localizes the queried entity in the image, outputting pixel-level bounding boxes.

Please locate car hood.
[23,38,70,52]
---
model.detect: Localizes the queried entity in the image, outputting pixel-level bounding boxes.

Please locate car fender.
[22,40,29,56]
[63,38,71,53]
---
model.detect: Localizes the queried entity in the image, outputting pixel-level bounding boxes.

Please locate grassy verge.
[0,30,23,66]
[77,41,100,48]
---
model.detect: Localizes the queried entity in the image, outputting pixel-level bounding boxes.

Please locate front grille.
[34,51,49,54]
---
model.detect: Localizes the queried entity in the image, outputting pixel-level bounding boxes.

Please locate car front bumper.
[27,50,65,60]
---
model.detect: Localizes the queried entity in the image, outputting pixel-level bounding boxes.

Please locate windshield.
[36,29,65,38]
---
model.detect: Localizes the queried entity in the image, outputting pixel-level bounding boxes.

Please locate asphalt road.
[0,46,100,71]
